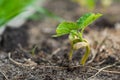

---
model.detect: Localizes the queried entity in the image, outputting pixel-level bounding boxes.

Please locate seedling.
[53,13,102,65]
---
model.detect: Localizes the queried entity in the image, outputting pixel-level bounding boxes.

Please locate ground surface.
[0,0,120,80]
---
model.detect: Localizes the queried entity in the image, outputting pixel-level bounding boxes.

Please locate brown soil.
[0,0,120,80]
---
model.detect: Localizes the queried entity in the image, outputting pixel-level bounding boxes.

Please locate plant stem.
[80,41,90,65]
[69,41,74,60]
[78,32,83,41]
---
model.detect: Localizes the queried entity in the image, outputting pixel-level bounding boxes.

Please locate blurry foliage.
[72,0,116,10]
[0,0,64,27]
[101,0,113,8]
[29,7,64,22]
[0,0,34,27]
[72,0,96,10]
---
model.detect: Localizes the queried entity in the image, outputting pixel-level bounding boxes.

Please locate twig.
[51,47,67,56]
[8,53,37,67]
[88,62,120,79]
[0,70,9,80]
[42,63,120,75]
[52,48,61,55]
[89,66,120,74]
[68,64,120,74]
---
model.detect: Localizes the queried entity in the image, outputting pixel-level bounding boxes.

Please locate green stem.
[80,40,90,65]
[69,41,74,61]
[78,32,83,41]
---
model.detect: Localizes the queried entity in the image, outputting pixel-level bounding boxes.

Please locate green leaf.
[0,0,34,27]
[53,22,78,37]
[77,13,102,29]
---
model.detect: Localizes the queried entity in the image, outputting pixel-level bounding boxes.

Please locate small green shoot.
[53,13,102,65]
[30,45,37,55]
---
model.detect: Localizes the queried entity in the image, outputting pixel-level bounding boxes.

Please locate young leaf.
[77,13,102,29]
[53,22,78,37]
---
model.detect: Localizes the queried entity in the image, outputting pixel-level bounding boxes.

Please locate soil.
[0,0,120,80]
